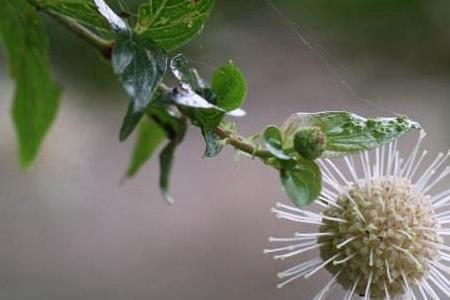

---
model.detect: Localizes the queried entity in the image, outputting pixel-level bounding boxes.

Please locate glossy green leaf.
[126,118,166,177]
[135,0,215,51]
[168,55,226,157]
[211,62,247,112]
[170,55,247,118]
[262,126,291,160]
[94,0,169,141]
[0,0,61,167]
[280,159,322,207]
[34,0,110,33]
[282,112,421,158]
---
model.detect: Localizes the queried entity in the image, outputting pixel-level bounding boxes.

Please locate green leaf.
[156,113,187,205]
[159,140,177,204]
[126,117,166,177]
[211,62,247,112]
[280,159,322,207]
[114,32,167,141]
[146,102,188,204]
[94,0,169,141]
[282,112,421,158]
[169,56,246,157]
[0,0,62,168]
[135,0,215,51]
[169,55,246,117]
[202,129,224,158]
[262,126,291,160]
[34,0,111,33]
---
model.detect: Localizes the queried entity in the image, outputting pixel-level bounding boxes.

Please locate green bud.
[293,126,326,160]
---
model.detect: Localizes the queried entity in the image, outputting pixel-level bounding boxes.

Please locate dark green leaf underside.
[202,129,224,158]
[263,126,291,160]
[280,159,322,207]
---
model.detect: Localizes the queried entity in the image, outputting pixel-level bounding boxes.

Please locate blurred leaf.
[211,61,247,112]
[149,103,185,139]
[262,126,291,160]
[0,0,61,168]
[156,113,187,205]
[126,118,166,177]
[159,140,177,204]
[280,159,322,207]
[94,0,168,141]
[146,101,188,204]
[135,0,215,51]
[114,0,131,17]
[119,102,144,142]
[282,112,421,157]
[34,0,111,33]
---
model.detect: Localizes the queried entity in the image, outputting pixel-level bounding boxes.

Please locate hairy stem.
[214,127,272,159]
[36,4,273,160]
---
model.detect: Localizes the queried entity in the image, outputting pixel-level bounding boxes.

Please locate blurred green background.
[1,0,450,299]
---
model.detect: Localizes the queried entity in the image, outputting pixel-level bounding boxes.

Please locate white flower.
[265,132,450,299]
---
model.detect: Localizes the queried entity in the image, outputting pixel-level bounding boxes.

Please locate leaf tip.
[161,190,174,206]
[19,156,34,170]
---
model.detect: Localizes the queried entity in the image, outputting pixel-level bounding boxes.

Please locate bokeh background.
[1,0,450,299]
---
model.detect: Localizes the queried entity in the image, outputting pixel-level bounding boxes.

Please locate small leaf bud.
[293,126,326,160]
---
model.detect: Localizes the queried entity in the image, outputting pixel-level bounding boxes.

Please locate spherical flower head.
[319,177,442,299]
[265,134,450,299]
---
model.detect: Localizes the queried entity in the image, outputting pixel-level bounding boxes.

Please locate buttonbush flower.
[265,133,450,299]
